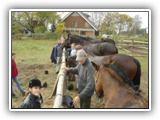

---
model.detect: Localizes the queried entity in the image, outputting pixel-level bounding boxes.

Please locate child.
[21,78,43,108]
[70,43,76,57]
[12,52,25,98]
[61,35,65,43]
[54,39,63,74]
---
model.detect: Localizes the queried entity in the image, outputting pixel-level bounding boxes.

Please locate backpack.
[62,95,75,108]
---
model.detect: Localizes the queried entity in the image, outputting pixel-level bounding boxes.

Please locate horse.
[91,62,148,108]
[64,35,118,56]
[68,34,115,45]
[66,53,141,87]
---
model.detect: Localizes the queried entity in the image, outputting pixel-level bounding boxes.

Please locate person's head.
[75,45,83,52]
[61,36,65,42]
[71,43,75,49]
[12,52,16,60]
[76,49,88,64]
[28,78,43,96]
[57,39,61,44]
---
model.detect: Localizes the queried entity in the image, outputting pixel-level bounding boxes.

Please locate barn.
[61,12,99,36]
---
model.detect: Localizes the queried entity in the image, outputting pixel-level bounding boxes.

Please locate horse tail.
[115,46,118,54]
[132,58,141,88]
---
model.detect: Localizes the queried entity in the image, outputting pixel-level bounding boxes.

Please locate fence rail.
[49,48,67,108]
[116,39,148,57]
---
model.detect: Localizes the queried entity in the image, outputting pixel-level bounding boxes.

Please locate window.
[71,12,79,16]
[84,22,90,27]
[73,22,77,27]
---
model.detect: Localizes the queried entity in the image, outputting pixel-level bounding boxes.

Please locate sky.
[60,11,149,29]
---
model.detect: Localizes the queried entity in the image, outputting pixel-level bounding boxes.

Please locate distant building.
[60,12,99,36]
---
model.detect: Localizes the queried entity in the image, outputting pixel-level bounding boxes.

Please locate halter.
[94,66,104,100]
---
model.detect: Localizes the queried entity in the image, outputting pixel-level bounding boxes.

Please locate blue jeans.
[12,77,24,94]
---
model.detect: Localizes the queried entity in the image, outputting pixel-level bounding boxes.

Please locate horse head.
[63,35,71,48]
[66,55,78,68]
[91,62,104,100]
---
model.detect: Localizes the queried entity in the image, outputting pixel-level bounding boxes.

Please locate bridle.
[94,66,104,100]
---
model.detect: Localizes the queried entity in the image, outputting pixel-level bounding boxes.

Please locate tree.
[50,14,61,32]
[116,14,133,36]
[56,22,65,33]
[34,26,47,33]
[87,12,106,27]
[100,12,119,35]
[12,12,61,33]
[100,12,133,36]
[130,15,142,35]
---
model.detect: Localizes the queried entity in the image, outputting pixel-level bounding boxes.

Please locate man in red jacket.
[12,53,25,98]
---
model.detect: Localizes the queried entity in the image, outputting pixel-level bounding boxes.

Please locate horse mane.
[102,63,139,91]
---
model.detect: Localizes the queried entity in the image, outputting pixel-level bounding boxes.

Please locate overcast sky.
[60,11,148,29]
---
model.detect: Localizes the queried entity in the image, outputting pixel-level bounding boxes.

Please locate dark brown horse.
[91,62,148,108]
[64,35,118,56]
[66,54,141,87]
[70,34,115,45]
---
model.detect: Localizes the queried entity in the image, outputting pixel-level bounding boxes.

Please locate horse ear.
[68,33,71,37]
[91,62,100,71]
[110,60,117,64]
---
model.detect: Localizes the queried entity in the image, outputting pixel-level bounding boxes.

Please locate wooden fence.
[49,48,68,108]
[116,39,148,57]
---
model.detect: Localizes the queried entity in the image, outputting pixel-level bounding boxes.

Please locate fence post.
[131,39,133,53]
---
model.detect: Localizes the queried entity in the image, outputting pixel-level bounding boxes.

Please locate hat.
[29,78,43,88]
[76,49,87,61]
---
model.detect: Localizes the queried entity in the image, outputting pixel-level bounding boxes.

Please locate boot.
[12,94,18,98]
[22,92,26,96]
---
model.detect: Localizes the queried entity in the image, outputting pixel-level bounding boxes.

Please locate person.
[62,49,95,108]
[70,43,76,57]
[61,35,65,43]
[54,39,63,74]
[75,45,83,52]
[12,53,25,98]
[21,78,43,108]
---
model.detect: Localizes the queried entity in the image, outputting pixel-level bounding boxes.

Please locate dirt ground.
[12,62,148,108]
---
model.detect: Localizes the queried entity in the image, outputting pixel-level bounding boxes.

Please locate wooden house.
[61,12,99,36]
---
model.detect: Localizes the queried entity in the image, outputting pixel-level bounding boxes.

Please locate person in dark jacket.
[62,49,95,108]
[12,53,25,98]
[21,78,43,108]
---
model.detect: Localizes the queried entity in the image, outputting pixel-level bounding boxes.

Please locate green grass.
[12,39,57,65]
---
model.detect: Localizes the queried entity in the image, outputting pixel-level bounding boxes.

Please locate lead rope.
[93,99,101,108]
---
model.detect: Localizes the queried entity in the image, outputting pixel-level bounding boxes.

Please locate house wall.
[63,12,93,29]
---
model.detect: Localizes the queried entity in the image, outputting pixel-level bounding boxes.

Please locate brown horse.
[66,54,141,87]
[91,62,148,108]
[64,35,118,56]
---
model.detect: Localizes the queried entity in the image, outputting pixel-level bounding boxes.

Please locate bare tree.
[131,15,142,35]
[86,12,106,27]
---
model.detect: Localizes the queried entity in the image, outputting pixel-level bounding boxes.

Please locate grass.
[12,39,57,65]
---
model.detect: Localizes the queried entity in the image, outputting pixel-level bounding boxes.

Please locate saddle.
[62,95,75,108]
